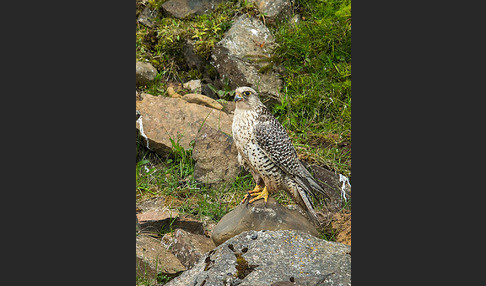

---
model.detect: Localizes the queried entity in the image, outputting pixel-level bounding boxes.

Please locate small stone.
[138,6,159,27]
[183,79,202,94]
[167,86,182,98]
[247,0,291,24]
[182,93,223,110]
[162,0,225,19]
[251,233,258,240]
[136,61,158,86]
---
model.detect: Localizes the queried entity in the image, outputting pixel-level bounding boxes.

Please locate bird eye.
[243,91,250,96]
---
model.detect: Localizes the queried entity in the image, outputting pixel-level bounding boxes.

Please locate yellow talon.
[240,184,264,204]
[248,186,269,204]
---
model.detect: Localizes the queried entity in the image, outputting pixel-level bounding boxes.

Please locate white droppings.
[251,29,258,36]
[136,115,151,150]
[339,174,351,202]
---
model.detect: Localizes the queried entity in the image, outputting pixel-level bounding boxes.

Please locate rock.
[192,124,240,187]
[211,197,319,247]
[137,6,159,28]
[247,0,291,24]
[309,165,351,212]
[136,196,207,235]
[135,94,233,156]
[137,196,168,213]
[170,228,216,269]
[136,61,158,86]
[182,39,215,80]
[183,79,201,94]
[201,83,218,100]
[136,234,186,280]
[167,86,182,98]
[136,197,180,235]
[181,93,223,110]
[167,80,183,92]
[211,14,283,103]
[162,0,225,19]
[165,230,351,286]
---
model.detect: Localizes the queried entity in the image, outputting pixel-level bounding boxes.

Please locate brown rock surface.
[192,124,240,187]
[135,94,233,156]
[170,228,216,269]
[136,235,186,279]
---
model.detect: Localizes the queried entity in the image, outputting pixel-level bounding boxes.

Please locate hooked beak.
[234,93,243,102]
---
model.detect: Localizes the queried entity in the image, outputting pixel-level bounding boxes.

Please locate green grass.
[271,0,351,177]
[136,1,351,264]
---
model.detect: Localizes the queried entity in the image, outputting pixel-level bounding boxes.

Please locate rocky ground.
[136,0,351,285]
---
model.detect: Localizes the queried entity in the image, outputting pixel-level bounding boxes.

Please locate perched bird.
[232,87,328,226]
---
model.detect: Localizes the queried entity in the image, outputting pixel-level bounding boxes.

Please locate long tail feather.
[291,177,321,226]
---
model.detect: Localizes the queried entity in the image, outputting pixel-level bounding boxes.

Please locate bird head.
[234,87,261,109]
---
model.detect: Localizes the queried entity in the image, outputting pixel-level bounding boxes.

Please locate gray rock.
[247,0,291,24]
[166,230,351,286]
[170,228,216,269]
[135,94,233,156]
[162,0,225,19]
[182,39,214,80]
[201,83,218,100]
[211,14,283,103]
[192,125,240,188]
[211,197,319,246]
[137,6,159,28]
[183,79,202,94]
[136,234,186,280]
[136,61,158,86]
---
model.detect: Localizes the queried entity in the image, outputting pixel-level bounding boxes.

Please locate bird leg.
[248,186,269,205]
[240,184,264,204]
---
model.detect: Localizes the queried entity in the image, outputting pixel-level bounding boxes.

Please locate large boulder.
[192,124,240,187]
[166,230,351,286]
[135,94,233,156]
[211,197,319,246]
[211,14,283,104]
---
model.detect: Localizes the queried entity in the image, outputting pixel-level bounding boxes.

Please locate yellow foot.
[240,184,264,204]
[248,186,269,205]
